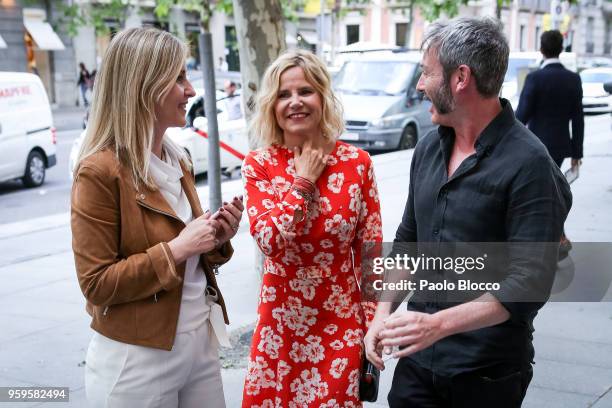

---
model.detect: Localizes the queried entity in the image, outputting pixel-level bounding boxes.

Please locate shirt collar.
[438,98,515,158]
[541,58,561,68]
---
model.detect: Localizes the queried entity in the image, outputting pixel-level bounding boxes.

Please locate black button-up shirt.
[395,99,572,375]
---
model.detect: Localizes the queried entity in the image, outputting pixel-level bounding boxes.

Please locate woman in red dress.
[241,50,383,407]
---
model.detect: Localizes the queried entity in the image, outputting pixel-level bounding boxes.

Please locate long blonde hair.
[251,49,344,147]
[76,27,189,190]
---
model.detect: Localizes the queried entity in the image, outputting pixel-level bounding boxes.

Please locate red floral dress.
[241,141,383,408]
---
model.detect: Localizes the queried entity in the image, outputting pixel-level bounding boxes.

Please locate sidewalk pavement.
[52,106,87,132]
[0,126,611,407]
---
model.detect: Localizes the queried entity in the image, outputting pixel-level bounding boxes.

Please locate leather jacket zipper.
[136,201,185,226]
[136,198,218,277]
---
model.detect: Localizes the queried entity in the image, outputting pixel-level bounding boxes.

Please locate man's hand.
[571,158,582,170]
[364,313,387,371]
[378,310,446,359]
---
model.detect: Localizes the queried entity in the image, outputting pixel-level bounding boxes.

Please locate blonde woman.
[241,50,382,406]
[71,27,243,408]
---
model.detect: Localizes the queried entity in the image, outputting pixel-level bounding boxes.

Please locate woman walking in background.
[77,62,91,107]
[241,49,382,407]
[71,28,243,408]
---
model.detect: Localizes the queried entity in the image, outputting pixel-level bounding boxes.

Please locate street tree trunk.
[232,0,286,280]
[231,0,286,148]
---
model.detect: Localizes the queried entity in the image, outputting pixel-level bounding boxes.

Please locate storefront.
[22,8,65,102]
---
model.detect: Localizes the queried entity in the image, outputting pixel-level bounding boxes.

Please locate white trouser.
[85,321,225,408]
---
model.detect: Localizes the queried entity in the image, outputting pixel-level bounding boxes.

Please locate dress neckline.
[276,140,341,157]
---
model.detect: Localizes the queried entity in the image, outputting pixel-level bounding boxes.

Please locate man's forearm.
[435,293,510,338]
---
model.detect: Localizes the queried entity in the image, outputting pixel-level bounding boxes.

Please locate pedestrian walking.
[516,29,584,252]
[223,80,242,120]
[71,27,243,408]
[364,17,572,408]
[241,49,383,407]
[77,62,91,107]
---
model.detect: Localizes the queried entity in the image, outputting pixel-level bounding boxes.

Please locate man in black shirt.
[364,17,571,407]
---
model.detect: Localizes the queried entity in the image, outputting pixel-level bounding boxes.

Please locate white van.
[333,51,435,151]
[0,72,57,187]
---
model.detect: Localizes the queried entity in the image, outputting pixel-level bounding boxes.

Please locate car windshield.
[580,72,612,83]
[334,61,415,95]
[504,58,538,82]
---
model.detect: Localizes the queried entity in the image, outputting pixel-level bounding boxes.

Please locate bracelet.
[292,186,314,204]
[291,177,315,222]
[293,176,316,193]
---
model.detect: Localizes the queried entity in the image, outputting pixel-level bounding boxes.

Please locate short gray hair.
[421,17,509,98]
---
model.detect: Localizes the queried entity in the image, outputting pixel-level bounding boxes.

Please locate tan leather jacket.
[71,149,232,350]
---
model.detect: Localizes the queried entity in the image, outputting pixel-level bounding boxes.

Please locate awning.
[298,31,318,45]
[23,20,65,50]
[0,34,7,49]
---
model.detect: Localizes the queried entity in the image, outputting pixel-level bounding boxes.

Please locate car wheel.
[398,125,417,150]
[23,150,46,187]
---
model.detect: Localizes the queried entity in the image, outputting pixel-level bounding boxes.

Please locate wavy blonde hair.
[251,49,344,147]
[75,27,189,190]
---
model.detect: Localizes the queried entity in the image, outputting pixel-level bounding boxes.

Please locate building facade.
[292,0,611,65]
[0,0,76,107]
[0,0,239,107]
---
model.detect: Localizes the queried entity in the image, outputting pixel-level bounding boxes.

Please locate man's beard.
[430,80,455,114]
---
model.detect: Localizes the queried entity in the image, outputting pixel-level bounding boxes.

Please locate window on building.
[536,0,551,12]
[535,26,541,50]
[143,21,169,31]
[185,24,200,70]
[96,20,120,64]
[225,26,240,72]
[519,25,526,51]
[396,23,408,47]
[346,25,359,45]
[586,17,595,54]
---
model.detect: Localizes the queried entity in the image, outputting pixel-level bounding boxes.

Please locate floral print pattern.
[242,142,382,407]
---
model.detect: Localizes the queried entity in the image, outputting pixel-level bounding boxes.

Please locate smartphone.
[564,167,579,184]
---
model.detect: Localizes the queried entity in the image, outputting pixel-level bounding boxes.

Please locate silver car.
[334,51,434,151]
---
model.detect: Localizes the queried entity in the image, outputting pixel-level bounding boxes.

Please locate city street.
[0,112,610,407]
[0,116,238,225]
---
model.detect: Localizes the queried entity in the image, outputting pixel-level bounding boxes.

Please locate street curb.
[0,178,246,239]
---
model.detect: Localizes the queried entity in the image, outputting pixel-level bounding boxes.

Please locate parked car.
[333,51,434,151]
[170,89,247,175]
[0,72,57,187]
[501,51,578,110]
[69,88,248,179]
[580,67,612,114]
[578,56,612,71]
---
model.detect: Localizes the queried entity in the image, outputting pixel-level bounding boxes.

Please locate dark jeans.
[388,358,533,408]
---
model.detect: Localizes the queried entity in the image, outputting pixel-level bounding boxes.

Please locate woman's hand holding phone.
[211,195,244,246]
